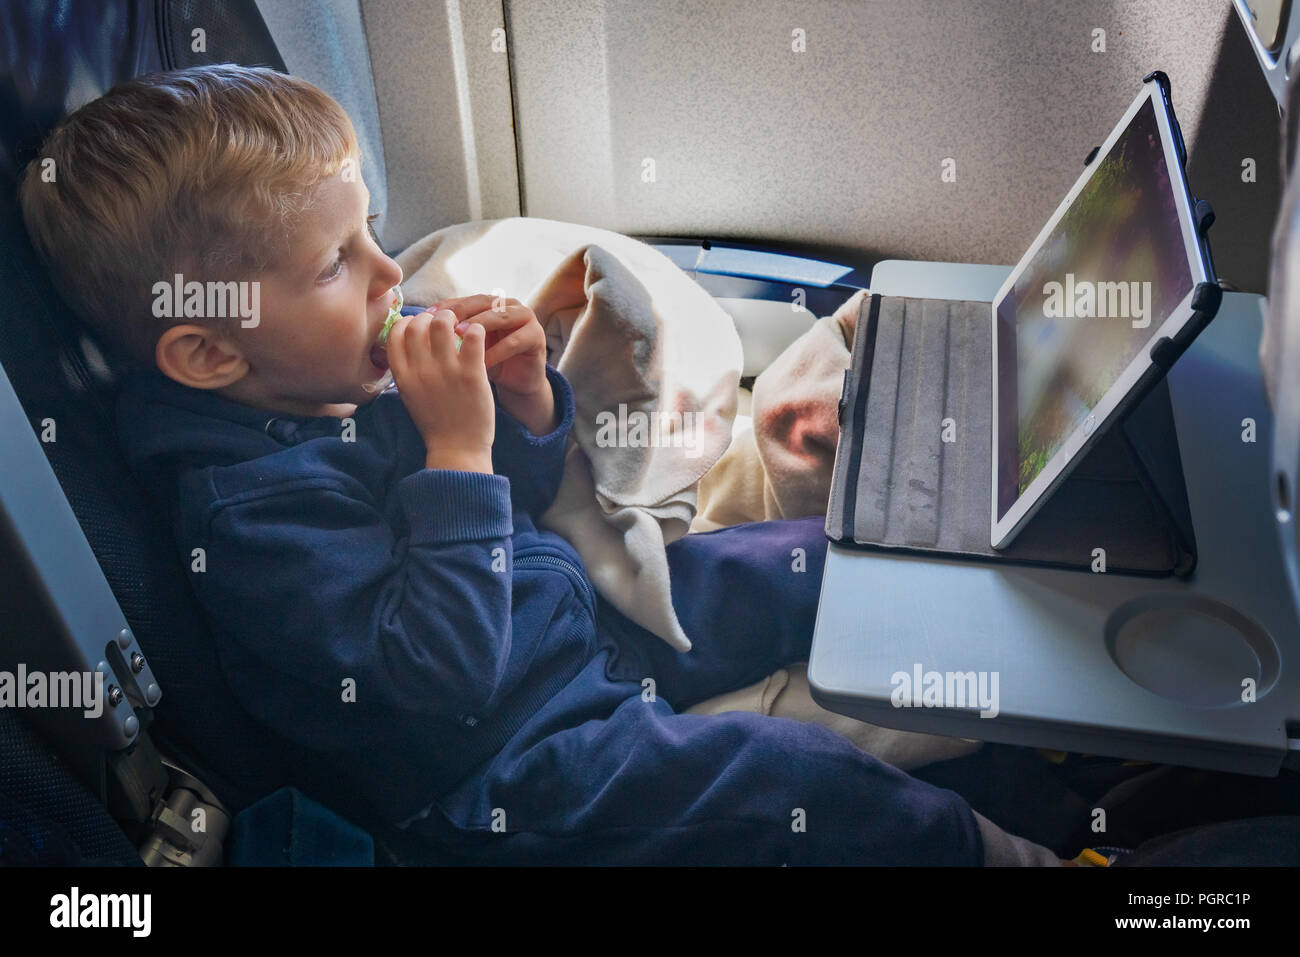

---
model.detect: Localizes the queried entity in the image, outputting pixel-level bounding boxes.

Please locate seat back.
[0,0,293,814]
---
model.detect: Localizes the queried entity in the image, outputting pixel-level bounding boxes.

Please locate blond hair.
[19,64,361,368]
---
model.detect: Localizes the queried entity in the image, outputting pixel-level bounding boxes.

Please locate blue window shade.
[695,247,852,287]
[652,244,705,272]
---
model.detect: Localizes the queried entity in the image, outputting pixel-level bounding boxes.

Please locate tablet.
[990,78,1214,550]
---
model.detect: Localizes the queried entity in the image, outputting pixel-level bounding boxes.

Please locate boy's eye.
[319,257,343,283]
[317,214,379,283]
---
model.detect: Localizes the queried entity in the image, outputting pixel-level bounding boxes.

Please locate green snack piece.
[378,309,401,346]
[378,287,404,346]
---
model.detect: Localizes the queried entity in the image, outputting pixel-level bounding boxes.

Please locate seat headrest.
[0,0,285,185]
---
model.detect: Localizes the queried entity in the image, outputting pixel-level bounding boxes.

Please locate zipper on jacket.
[513,550,597,618]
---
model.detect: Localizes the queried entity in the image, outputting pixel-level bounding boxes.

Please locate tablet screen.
[994,94,1197,527]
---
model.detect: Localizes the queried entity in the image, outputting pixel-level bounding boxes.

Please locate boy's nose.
[375,253,402,292]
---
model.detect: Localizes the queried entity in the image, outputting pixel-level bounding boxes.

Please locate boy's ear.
[155,324,249,389]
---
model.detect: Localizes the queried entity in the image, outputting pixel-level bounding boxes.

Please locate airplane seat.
[0,0,399,863]
[0,707,141,865]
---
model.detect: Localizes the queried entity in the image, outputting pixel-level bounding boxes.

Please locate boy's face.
[157,170,403,418]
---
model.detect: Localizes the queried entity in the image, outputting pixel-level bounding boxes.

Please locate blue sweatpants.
[410,516,984,864]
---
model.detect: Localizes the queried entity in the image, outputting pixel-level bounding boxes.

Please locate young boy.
[20,64,1060,865]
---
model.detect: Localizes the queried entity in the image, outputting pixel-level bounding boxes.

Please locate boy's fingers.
[384,313,416,379]
[401,311,451,380]
[431,295,489,320]
[457,321,486,363]
[428,309,461,356]
[409,312,443,379]
[482,324,542,368]
[456,306,527,333]
[389,310,480,380]
[434,294,519,320]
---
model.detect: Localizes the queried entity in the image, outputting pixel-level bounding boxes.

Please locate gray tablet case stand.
[826,284,1221,575]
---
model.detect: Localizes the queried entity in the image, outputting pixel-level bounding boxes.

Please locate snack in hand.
[378,286,404,347]
[370,286,461,372]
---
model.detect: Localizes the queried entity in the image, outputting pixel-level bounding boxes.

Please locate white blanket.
[396,217,742,651]
[397,220,981,769]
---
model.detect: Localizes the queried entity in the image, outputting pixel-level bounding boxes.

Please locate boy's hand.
[432,294,556,435]
[385,310,495,472]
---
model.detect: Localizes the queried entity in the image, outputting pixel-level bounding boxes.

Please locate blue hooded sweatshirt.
[115,360,597,828]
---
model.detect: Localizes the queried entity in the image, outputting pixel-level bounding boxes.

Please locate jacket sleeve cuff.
[397,469,513,544]
[492,364,575,458]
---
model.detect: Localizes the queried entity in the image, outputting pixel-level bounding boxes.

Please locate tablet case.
[825,282,1221,576]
